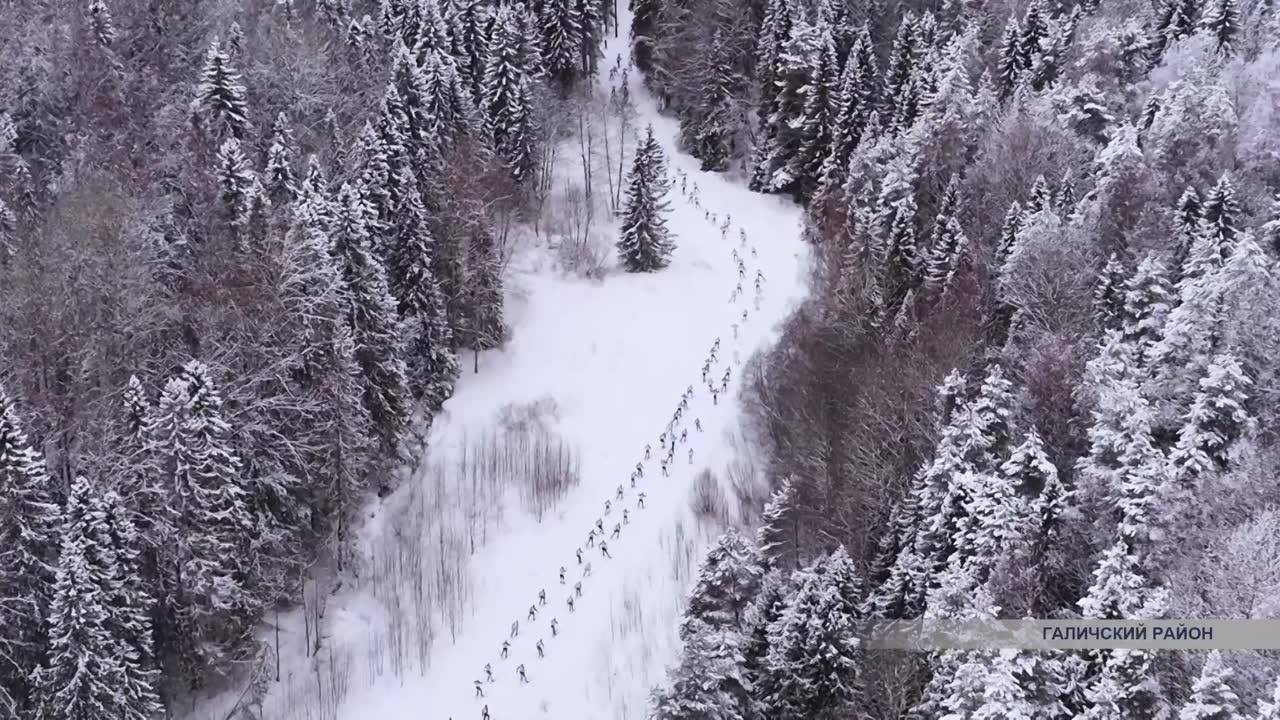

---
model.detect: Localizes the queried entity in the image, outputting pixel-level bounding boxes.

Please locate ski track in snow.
[213,15,808,720]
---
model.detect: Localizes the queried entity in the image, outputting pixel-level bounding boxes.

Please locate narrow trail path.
[335,13,810,720]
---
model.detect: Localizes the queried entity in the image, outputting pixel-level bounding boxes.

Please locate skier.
[738,264,746,279]
[631,472,637,489]
[756,269,764,283]
[536,639,545,659]
[601,542,612,559]
[638,492,646,508]
[751,246,757,258]
[712,389,719,405]
[636,461,644,477]
[583,563,592,577]
[501,641,510,659]
[732,323,738,339]
[742,308,748,321]
[688,448,694,464]
[695,418,702,432]
[510,621,519,638]
[575,581,583,597]
[702,363,710,382]
[732,249,739,263]
[623,509,630,524]
[587,529,595,548]
[528,604,537,621]
[551,618,559,636]
[644,443,651,460]
[485,663,494,682]
[680,429,688,443]
[739,228,747,244]
[687,384,694,398]
[616,485,624,500]
[539,588,547,606]
[475,680,484,698]
[567,596,575,613]
[482,705,490,720]
[596,518,604,533]
[611,523,621,539]
[517,664,528,684]
[560,566,566,584]
[659,431,667,446]
[576,548,583,565]
[604,500,612,515]
[661,460,669,477]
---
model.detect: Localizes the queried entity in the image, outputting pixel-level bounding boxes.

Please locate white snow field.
[191,14,808,720]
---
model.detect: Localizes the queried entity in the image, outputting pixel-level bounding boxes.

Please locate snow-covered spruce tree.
[651,618,754,720]
[386,170,459,411]
[540,0,583,92]
[757,477,800,570]
[1120,254,1175,364]
[618,126,674,272]
[144,361,255,669]
[1092,254,1129,333]
[682,529,764,634]
[191,39,250,142]
[0,384,61,714]
[881,14,920,121]
[263,112,297,206]
[330,183,411,451]
[98,489,161,715]
[1200,0,1240,55]
[994,201,1024,269]
[1178,651,1242,720]
[483,4,539,183]
[34,477,160,720]
[792,28,840,201]
[680,27,740,172]
[461,224,505,373]
[813,26,876,205]
[630,0,664,73]
[216,137,258,234]
[996,16,1025,99]
[1168,352,1253,491]
[280,197,375,538]
[922,178,970,301]
[761,549,863,720]
[750,18,823,196]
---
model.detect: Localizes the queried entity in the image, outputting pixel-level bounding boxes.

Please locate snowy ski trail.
[207,14,809,720]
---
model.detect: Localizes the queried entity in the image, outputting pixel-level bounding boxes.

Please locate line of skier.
[468,155,769,720]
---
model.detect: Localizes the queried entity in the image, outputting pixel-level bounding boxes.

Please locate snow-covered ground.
[189,15,808,720]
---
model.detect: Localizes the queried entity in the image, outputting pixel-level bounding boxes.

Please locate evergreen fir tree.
[330,183,412,450]
[1120,254,1175,362]
[144,361,255,667]
[652,619,754,720]
[792,27,840,200]
[995,202,1024,268]
[1019,0,1049,76]
[192,39,250,141]
[814,27,876,200]
[87,0,117,47]
[540,0,583,91]
[996,16,1024,99]
[682,530,764,635]
[762,550,863,720]
[881,14,919,121]
[1179,652,1242,720]
[683,28,739,172]
[1093,254,1129,332]
[1200,0,1240,55]
[1173,186,1203,279]
[757,478,800,570]
[388,173,460,410]
[483,5,538,182]
[98,489,161,716]
[462,224,505,372]
[0,384,61,714]
[750,19,824,196]
[216,137,257,232]
[618,126,674,272]
[1200,174,1241,259]
[630,0,664,72]
[1169,353,1252,487]
[263,112,297,206]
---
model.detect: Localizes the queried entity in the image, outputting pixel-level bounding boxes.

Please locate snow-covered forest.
[0,0,1278,716]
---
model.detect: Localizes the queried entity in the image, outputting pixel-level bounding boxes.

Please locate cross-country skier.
[537,639,545,659]
[583,563,592,577]
[576,548,583,564]
[482,705,490,720]
[712,389,719,405]
[528,601,539,619]
[560,566,566,584]
[644,444,651,460]
[501,641,510,659]
[732,249,739,262]
[587,529,595,548]
[601,542,612,559]
[517,664,528,684]
[751,246,757,258]
[623,509,630,524]
[638,492,646,508]
[575,581,583,597]
[688,448,694,464]
[661,460,669,476]
[596,518,604,533]
[741,308,748,321]
[659,431,667,446]
[611,523,621,539]
[680,429,688,443]
[604,500,612,515]
[631,473,637,489]
[485,663,494,682]
[636,461,644,478]
[567,596,575,613]
[539,588,547,605]
[616,485,624,500]
[475,680,484,698]
[756,269,764,283]
[511,621,519,638]
[695,418,702,432]
[551,618,559,636]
